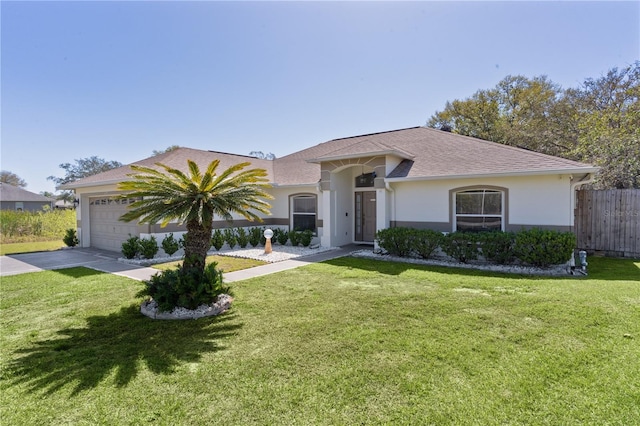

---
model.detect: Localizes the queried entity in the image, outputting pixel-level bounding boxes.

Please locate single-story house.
[62,127,598,252]
[0,183,55,212]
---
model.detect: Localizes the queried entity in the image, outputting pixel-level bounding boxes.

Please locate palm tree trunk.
[182,219,212,274]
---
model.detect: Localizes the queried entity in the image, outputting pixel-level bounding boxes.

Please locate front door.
[355,191,376,242]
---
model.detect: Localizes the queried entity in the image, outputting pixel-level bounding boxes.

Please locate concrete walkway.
[1,245,364,282]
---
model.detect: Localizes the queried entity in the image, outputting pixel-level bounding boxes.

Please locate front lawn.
[0,240,66,255]
[1,257,638,424]
[152,254,266,272]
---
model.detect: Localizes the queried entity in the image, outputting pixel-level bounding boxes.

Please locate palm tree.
[118,159,272,275]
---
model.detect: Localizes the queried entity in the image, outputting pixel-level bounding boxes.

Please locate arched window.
[454,189,504,232]
[290,194,317,233]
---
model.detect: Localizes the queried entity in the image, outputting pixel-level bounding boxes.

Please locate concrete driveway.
[0,248,158,281]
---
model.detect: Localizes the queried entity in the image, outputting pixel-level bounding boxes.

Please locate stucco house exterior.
[0,183,55,212]
[62,127,598,252]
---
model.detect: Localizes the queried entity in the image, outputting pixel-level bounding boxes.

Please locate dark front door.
[355,191,376,242]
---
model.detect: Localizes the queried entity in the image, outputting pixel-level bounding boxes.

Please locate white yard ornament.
[263,228,274,254]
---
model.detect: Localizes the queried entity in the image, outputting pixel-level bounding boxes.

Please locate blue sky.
[2,1,638,194]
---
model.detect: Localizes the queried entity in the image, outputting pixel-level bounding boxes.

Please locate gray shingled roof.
[0,183,55,202]
[63,127,597,189]
[62,148,275,189]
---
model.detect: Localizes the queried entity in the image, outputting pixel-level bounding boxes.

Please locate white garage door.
[89,197,141,252]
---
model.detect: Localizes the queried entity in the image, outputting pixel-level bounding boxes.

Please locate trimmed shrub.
[376,227,414,257]
[63,228,79,247]
[480,231,517,264]
[413,229,444,260]
[249,227,263,247]
[236,227,249,248]
[276,229,289,245]
[223,228,237,249]
[139,236,159,260]
[441,232,480,263]
[161,233,181,256]
[210,229,225,251]
[121,235,140,259]
[138,262,229,312]
[271,228,281,245]
[300,229,313,247]
[514,228,576,267]
[289,230,301,247]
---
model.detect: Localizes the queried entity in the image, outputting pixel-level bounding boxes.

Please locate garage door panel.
[89,197,140,252]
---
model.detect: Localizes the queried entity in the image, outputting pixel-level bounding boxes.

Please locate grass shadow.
[324,255,640,282]
[6,304,242,396]
[323,256,572,280]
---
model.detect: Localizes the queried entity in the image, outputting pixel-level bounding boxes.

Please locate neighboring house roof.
[0,183,55,203]
[62,127,598,189]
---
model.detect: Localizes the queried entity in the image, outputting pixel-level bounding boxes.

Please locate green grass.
[152,254,266,272]
[0,240,67,255]
[1,257,639,424]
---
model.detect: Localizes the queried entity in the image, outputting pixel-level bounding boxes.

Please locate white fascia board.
[384,167,600,183]
[59,179,124,190]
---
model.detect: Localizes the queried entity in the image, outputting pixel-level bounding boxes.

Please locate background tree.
[118,159,272,275]
[571,62,640,188]
[48,156,123,202]
[249,151,276,160]
[1,170,27,188]
[427,62,640,188]
[152,145,181,156]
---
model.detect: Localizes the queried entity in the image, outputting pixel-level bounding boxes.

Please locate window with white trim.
[291,195,317,233]
[454,189,503,232]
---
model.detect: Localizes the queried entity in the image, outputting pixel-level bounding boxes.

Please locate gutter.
[385,180,395,224]
[385,167,600,183]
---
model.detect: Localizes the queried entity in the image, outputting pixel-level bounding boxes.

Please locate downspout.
[570,173,595,223]
[385,180,395,227]
[570,173,594,264]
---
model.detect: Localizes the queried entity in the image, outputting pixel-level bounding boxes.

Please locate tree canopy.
[427,62,640,189]
[118,159,272,274]
[152,145,181,156]
[0,170,27,188]
[249,151,276,160]
[48,156,123,187]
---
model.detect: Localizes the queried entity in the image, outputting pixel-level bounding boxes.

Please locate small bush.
[514,228,576,267]
[210,229,225,251]
[248,227,263,247]
[376,227,414,257]
[272,228,281,245]
[480,231,516,264]
[121,235,140,259]
[236,227,249,248]
[161,233,181,256]
[413,229,444,260]
[277,229,289,245]
[223,228,237,249]
[138,263,229,312]
[300,229,313,247]
[441,232,480,263]
[139,236,159,260]
[289,230,301,247]
[63,228,79,247]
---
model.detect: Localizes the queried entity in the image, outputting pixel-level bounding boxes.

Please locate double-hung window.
[455,189,503,232]
[291,195,317,233]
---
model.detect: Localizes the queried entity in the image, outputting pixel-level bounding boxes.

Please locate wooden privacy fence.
[575,189,640,258]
